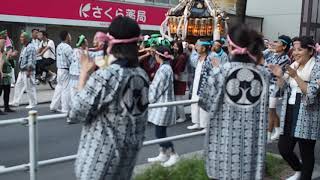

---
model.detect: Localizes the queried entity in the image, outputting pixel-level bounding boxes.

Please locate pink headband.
[314,43,320,52]
[227,35,257,61]
[155,50,174,60]
[106,33,142,54]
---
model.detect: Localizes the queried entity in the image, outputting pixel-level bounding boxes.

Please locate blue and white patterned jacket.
[56,42,73,69]
[189,49,213,96]
[148,62,176,126]
[19,43,36,71]
[279,57,320,140]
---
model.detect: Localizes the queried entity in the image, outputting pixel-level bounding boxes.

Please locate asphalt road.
[0,103,319,180]
[0,103,204,180]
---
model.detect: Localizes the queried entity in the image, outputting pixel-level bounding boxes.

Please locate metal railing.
[0,99,203,180]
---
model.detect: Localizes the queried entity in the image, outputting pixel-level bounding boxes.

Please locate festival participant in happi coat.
[264,35,292,142]
[69,35,88,99]
[0,38,16,114]
[68,16,149,180]
[138,34,170,80]
[209,39,229,67]
[187,39,211,130]
[50,31,73,113]
[270,36,320,180]
[171,40,188,123]
[147,46,179,167]
[10,32,37,109]
[199,24,270,180]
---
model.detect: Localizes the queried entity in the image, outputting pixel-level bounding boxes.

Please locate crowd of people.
[0,15,320,180]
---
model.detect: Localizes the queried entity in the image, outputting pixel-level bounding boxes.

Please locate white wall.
[246,0,303,40]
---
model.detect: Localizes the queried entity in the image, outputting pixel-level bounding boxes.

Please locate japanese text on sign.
[80,3,147,23]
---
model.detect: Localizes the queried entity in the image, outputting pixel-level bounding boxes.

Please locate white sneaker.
[187,124,201,130]
[10,84,15,88]
[271,127,281,141]
[176,118,186,123]
[9,102,19,107]
[162,153,179,167]
[147,150,169,163]
[286,171,301,180]
[26,105,36,109]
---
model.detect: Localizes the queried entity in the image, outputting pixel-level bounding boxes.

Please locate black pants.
[278,135,316,180]
[36,58,54,76]
[155,125,174,150]
[279,96,316,180]
[0,85,10,109]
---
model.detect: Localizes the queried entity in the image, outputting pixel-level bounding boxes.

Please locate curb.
[0,101,52,108]
[133,150,203,177]
[133,151,320,179]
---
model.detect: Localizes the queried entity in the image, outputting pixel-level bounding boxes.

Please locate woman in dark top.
[171,40,188,122]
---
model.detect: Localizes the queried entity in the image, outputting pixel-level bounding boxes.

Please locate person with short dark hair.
[199,24,269,180]
[37,30,56,81]
[50,31,72,113]
[68,16,149,180]
[264,35,292,143]
[187,39,211,130]
[209,39,229,67]
[147,45,179,167]
[270,36,320,180]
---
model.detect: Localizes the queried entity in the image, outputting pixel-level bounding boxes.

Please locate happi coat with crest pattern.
[68,58,150,180]
[198,55,270,180]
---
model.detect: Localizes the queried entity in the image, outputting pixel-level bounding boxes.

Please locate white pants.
[12,71,37,106]
[50,69,70,112]
[191,95,209,128]
[175,95,186,120]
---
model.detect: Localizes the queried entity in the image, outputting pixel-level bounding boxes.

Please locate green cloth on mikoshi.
[145,34,172,48]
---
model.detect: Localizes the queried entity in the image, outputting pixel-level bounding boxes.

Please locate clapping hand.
[285,65,298,78]
[268,64,283,78]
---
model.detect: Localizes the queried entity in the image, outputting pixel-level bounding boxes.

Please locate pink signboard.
[0,0,169,30]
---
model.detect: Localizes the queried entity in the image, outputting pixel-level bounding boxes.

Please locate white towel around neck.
[286,57,316,104]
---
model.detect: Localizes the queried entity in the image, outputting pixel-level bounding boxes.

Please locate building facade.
[300,0,320,42]
[246,0,303,40]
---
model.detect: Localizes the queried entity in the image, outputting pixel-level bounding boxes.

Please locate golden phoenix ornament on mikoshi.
[160,0,229,43]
